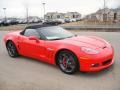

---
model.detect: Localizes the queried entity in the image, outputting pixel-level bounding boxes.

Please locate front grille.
[102,59,112,65]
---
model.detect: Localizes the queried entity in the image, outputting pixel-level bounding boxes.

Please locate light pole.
[3,8,7,21]
[26,6,29,24]
[104,0,106,16]
[42,3,46,22]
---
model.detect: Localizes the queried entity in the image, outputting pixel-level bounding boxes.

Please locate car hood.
[62,36,107,49]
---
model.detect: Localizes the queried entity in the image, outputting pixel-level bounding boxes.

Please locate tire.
[57,50,79,74]
[6,41,19,58]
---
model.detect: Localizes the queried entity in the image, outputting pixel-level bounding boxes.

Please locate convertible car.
[4,24,114,74]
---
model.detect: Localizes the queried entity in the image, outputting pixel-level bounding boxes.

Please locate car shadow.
[75,64,115,78]
[13,55,115,77]
[18,56,58,69]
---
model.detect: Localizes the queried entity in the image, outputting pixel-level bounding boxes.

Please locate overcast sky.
[0,0,120,18]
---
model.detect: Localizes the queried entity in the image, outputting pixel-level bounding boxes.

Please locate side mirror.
[29,36,39,43]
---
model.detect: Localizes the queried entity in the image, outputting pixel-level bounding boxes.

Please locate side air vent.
[102,46,107,49]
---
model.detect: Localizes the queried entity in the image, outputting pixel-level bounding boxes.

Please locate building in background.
[108,7,120,22]
[84,7,120,22]
[45,12,81,21]
[45,12,65,20]
[65,12,81,21]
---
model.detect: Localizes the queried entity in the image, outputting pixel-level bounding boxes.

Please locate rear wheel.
[6,41,19,58]
[57,50,79,74]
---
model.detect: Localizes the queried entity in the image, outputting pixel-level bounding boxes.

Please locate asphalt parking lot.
[0,31,120,90]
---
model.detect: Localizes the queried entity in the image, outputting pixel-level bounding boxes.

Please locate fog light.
[91,63,99,67]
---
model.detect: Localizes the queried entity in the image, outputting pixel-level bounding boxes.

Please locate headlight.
[81,47,99,54]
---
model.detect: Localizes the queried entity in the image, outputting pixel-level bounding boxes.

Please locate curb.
[61,26,120,32]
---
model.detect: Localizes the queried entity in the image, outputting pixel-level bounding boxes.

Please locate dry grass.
[0,21,120,31]
[0,24,25,31]
[61,21,120,26]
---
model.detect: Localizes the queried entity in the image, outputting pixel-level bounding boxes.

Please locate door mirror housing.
[29,36,39,43]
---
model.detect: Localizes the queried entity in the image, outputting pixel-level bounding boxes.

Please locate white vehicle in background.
[64,18,71,23]
[55,19,65,24]
[33,19,39,23]
[28,19,34,23]
[17,19,24,24]
[76,18,81,21]
[70,18,77,22]
[23,20,27,24]
[17,19,27,24]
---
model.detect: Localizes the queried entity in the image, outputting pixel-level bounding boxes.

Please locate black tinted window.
[24,29,40,38]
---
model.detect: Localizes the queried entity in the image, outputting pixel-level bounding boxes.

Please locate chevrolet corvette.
[4,24,114,74]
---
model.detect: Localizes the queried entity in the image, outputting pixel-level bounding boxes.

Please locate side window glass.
[24,29,40,38]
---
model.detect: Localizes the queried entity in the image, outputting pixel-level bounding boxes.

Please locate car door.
[19,29,46,60]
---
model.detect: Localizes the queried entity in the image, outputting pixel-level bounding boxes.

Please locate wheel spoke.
[58,53,76,73]
[7,42,16,56]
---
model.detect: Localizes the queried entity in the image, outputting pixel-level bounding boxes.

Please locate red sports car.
[4,25,114,74]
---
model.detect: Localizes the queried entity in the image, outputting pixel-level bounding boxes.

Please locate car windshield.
[38,26,74,40]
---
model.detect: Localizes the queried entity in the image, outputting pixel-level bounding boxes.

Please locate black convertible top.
[25,24,57,29]
[20,24,57,35]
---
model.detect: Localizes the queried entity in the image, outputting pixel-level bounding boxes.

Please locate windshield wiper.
[49,36,74,40]
[50,38,65,40]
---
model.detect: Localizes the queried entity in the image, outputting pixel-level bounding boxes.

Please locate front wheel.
[57,50,79,74]
[6,41,19,58]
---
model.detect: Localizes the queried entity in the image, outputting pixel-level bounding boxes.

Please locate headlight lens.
[81,47,99,54]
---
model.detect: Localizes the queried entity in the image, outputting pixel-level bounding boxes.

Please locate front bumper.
[80,58,114,72]
[79,50,114,72]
